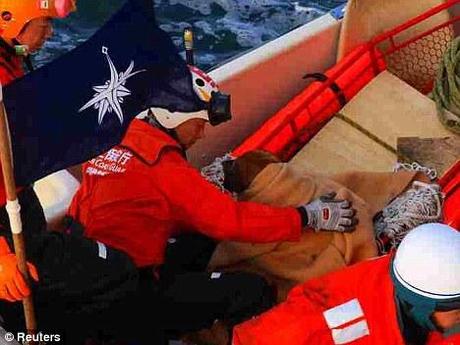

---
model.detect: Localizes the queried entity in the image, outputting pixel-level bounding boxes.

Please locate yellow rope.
[335,113,413,163]
[432,37,460,135]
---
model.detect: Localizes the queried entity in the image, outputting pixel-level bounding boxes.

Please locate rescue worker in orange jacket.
[0,0,76,303]
[0,4,149,344]
[233,223,460,345]
[0,0,68,83]
[67,66,359,340]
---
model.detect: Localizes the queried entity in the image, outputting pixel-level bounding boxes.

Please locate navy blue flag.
[4,0,204,186]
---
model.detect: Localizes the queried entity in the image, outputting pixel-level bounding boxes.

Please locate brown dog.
[210,150,427,301]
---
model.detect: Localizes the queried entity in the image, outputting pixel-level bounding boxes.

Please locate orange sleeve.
[155,151,302,243]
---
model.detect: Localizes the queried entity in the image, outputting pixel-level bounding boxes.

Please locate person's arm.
[0,237,38,302]
[154,152,302,243]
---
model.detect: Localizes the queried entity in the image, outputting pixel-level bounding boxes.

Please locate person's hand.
[300,192,358,232]
[0,237,38,302]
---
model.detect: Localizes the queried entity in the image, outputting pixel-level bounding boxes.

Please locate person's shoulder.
[427,331,460,344]
[233,296,317,345]
[289,255,391,298]
[122,119,182,165]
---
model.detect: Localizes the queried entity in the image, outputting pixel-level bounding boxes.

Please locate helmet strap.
[0,37,34,72]
[11,39,29,57]
[23,55,34,72]
[405,301,438,331]
[0,37,17,57]
[9,39,34,72]
[391,258,441,332]
[396,299,430,344]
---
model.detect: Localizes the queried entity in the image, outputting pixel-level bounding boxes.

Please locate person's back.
[233,223,460,345]
[67,119,306,267]
[234,255,404,345]
[67,122,178,267]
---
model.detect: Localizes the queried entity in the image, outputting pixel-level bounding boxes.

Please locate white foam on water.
[37,0,329,70]
[163,0,324,52]
[193,20,221,39]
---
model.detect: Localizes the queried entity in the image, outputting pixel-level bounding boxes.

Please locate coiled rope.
[432,36,460,134]
[374,181,444,252]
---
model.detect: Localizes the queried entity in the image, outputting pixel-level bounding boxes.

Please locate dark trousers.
[0,188,141,345]
[157,233,276,342]
[0,189,274,344]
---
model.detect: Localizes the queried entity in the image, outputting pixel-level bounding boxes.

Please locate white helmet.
[391,223,460,330]
[146,65,231,129]
[393,223,460,300]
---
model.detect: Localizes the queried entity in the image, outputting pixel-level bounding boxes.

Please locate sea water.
[35,0,345,71]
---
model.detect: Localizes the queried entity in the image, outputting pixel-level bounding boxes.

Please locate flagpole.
[0,85,37,338]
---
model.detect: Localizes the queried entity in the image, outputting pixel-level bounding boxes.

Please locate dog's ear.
[222,159,243,194]
[223,150,280,194]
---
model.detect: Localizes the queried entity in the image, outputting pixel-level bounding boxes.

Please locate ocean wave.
[155,0,326,68]
[35,0,344,70]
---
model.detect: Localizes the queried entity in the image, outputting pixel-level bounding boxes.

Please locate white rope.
[375,181,444,251]
[393,161,438,181]
[5,199,22,235]
[201,153,235,194]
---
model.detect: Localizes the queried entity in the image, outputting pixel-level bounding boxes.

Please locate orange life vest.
[233,255,458,345]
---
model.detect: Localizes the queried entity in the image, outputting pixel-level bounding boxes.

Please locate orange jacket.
[233,255,459,345]
[68,119,302,267]
[427,333,460,345]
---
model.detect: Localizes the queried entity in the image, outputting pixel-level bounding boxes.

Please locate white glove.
[299,192,358,232]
